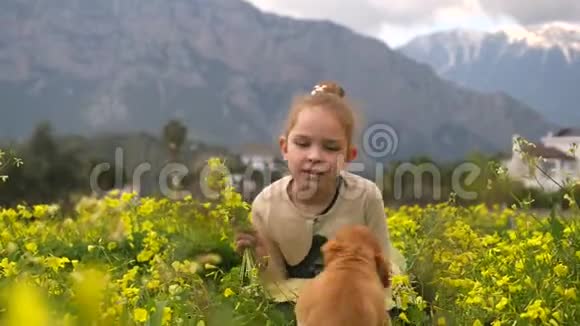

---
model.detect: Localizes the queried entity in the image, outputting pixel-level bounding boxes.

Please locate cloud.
[246,0,580,30]
[244,0,580,47]
[244,0,480,34]
[479,0,580,25]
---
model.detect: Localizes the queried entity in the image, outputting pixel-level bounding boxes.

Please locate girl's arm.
[365,184,391,253]
[364,184,406,275]
[251,200,288,283]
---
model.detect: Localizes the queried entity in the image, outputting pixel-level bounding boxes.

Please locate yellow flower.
[62,313,74,326]
[515,260,525,272]
[0,258,18,277]
[520,300,548,321]
[17,205,32,219]
[552,311,563,322]
[508,284,523,293]
[437,317,447,325]
[33,205,48,219]
[44,256,70,272]
[3,281,51,326]
[133,308,148,323]
[535,252,552,264]
[1,208,18,221]
[168,284,182,296]
[465,295,484,305]
[391,274,411,287]
[122,287,141,304]
[25,242,38,254]
[495,275,511,287]
[118,266,139,288]
[71,268,109,322]
[0,229,10,242]
[204,263,218,270]
[526,232,545,247]
[223,288,235,298]
[563,288,577,300]
[473,320,483,326]
[137,249,154,262]
[495,297,509,311]
[162,307,172,325]
[141,220,155,232]
[553,264,569,277]
[138,198,157,216]
[121,191,136,204]
[524,276,535,289]
[107,242,117,251]
[147,279,160,290]
[563,226,575,237]
[399,312,410,323]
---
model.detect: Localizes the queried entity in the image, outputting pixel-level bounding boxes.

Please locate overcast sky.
[243,0,580,47]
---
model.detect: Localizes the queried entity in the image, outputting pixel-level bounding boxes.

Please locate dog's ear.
[322,239,343,265]
[375,253,391,288]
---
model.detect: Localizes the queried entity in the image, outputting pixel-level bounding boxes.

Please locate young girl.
[235,81,406,317]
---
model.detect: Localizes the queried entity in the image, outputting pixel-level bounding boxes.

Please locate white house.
[233,143,287,200]
[504,128,580,192]
[237,143,281,171]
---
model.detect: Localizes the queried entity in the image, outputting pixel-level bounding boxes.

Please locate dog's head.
[322,225,391,288]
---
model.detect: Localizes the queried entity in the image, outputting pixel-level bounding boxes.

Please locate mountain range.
[0,0,558,162]
[399,22,580,126]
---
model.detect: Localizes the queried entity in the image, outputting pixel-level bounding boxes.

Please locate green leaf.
[149,301,167,326]
[548,209,565,241]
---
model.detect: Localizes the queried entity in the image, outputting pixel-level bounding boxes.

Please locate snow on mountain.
[499,22,580,63]
[409,29,487,72]
[404,22,580,67]
[398,21,580,126]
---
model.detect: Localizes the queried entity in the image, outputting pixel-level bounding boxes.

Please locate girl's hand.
[235,231,256,251]
[235,229,269,267]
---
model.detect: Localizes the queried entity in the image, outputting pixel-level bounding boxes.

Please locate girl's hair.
[283,80,359,151]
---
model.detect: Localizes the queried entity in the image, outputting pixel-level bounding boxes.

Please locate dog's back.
[295,225,390,326]
[296,271,385,326]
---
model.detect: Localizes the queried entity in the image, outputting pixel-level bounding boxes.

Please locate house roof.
[554,128,580,137]
[520,142,576,161]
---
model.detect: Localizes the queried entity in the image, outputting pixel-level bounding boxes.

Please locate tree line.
[1,120,577,212]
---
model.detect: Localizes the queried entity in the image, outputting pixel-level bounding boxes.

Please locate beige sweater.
[250,170,406,307]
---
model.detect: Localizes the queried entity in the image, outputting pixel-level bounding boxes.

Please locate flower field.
[0,167,579,325]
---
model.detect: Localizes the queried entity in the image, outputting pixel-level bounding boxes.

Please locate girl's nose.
[307,146,323,162]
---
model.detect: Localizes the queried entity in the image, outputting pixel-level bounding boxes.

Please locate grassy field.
[0,161,579,325]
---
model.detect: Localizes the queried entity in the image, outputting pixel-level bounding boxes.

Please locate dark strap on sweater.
[284,176,342,278]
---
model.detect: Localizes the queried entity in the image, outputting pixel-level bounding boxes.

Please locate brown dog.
[295,224,391,326]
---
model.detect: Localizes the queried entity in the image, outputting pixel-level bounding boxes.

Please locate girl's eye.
[324,143,341,151]
[294,140,309,147]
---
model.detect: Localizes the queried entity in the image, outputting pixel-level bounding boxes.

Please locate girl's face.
[280,106,357,199]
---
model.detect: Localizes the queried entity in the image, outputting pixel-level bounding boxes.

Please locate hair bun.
[310,81,345,98]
